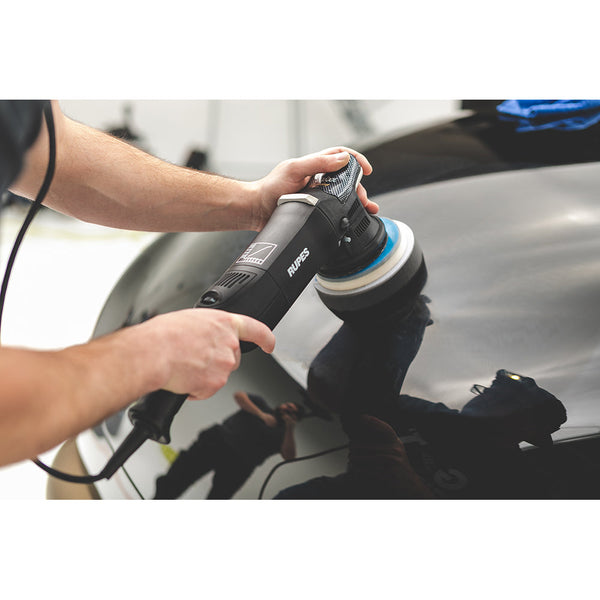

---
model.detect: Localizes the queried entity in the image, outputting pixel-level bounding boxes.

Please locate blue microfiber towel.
[497,99,600,132]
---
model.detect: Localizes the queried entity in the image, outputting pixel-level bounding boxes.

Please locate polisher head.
[315,218,427,324]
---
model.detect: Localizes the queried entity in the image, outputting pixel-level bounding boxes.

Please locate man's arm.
[10,102,377,233]
[279,415,297,461]
[233,391,276,426]
[233,391,262,416]
[0,309,275,467]
[277,403,299,460]
[0,100,372,467]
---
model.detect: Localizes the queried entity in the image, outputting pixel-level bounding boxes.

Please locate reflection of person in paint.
[153,391,304,499]
[274,295,436,499]
[275,296,567,499]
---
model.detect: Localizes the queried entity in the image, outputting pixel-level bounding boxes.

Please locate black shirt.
[0,100,46,194]
[219,394,285,466]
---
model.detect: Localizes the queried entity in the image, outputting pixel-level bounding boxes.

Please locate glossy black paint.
[363,113,600,196]
[83,112,600,499]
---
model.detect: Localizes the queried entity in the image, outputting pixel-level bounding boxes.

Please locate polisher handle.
[128,389,188,443]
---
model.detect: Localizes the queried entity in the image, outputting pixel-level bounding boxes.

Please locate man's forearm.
[10,102,260,232]
[280,426,296,460]
[0,325,168,466]
[0,307,275,467]
[10,102,376,233]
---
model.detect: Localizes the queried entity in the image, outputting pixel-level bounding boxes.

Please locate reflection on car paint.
[153,393,304,499]
[78,113,600,500]
[273,296,567,499]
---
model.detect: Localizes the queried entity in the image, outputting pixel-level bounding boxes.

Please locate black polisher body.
[128,155,426,444]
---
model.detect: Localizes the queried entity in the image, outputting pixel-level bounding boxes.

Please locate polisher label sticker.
[237,242,278,265]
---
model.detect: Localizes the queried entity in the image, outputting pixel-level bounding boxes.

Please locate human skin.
[0,101,376,466]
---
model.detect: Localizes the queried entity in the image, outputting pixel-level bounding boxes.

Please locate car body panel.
[76,114,600,499]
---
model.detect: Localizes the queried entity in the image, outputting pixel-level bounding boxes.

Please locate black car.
[52,103,600,500]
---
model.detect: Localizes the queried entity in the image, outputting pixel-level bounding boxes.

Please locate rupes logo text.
[287,248,310,277]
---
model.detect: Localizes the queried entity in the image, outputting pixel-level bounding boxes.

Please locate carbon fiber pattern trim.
[314,154,362,204]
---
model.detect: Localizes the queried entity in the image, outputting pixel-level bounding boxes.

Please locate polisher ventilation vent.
[354,216,371,237]
[347,199,360,219]
[214,271,254,288]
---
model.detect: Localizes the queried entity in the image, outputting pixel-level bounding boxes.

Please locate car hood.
[272,161,600,429]
[93,160,600,427]
[81,161,600,498]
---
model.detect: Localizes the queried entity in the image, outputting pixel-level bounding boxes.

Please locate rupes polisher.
[60,155,428,482]
[195,154,426,328]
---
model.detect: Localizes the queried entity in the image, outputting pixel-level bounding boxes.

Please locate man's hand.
[250,147,378,230]
[141,309,275,401]
[278,402,300,427]
[278,402,299,460]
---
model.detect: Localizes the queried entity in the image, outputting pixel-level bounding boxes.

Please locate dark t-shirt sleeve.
[246,393,274,415]
[221,394,284,465]
[0,100,46,193]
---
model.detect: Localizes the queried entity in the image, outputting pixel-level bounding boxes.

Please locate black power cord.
[258,443,348,499]
[32,425,150,484]
[0,102,99,483]
[0,102,56,330]
[0,102,82,482]
[0,102,148,487]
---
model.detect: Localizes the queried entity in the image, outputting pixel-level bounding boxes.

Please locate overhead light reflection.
[566,210,600,225]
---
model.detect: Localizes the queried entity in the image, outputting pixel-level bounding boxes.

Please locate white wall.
[59,100,460,177]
